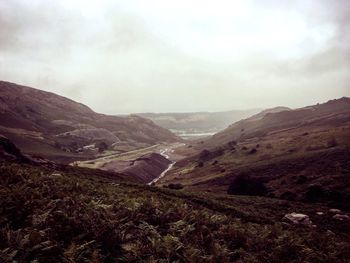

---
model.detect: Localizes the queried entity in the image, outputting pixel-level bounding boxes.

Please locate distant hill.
[202,98,350,148]
[137,109,261,139]
[0,81,180,163]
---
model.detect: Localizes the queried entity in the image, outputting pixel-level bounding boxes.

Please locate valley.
[1,81,349,262]
[74,142,186,184]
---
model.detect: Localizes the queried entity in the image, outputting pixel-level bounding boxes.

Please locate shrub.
[248,148,257,155]
[199,150,211,160]
[168,183,184,190]
[227,141,237,149]
[304,185,326,202]
[327,137,338,148]
[265,144,273,149]
[227,175,267,196]
[197,162,204,168]
[280,191,297,201]
[97,141,108,153]
[296,175,307,184]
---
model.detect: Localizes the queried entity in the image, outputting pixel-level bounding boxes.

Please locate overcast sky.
[0,0,349,114]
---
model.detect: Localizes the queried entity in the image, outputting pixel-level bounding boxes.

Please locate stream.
[148,148,176,185]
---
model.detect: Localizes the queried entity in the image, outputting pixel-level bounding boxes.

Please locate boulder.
[283,212,313,227]
[333,214,350,221]
[0,135,30,163]
[329,208,341,213]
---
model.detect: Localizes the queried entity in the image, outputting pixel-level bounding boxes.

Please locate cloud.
[0,0,349,113]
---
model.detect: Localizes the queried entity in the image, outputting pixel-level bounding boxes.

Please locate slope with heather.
[158,98,350,210]
[0,81,180,163]
[1,159,349,262]
[201,98,350,149]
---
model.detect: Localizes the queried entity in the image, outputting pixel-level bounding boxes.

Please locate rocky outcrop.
[0,135,29,162]
[332,214,350,221]
[283,212,314,227]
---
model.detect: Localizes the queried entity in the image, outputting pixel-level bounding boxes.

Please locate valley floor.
[73,143,186,184]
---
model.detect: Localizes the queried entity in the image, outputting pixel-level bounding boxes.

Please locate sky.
[0,0,349,114]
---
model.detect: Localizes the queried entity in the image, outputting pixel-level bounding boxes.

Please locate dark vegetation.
[1,160,350,262]
[227,174,267,196]
[166,183,184,190]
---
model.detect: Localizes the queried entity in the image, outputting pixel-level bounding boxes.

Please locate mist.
[0,0,349,114]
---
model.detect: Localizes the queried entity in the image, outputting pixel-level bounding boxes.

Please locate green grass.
[0,161,349,262]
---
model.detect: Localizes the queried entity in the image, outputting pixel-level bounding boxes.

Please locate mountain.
[201,99,349,148]
[137,109,261,140]
[158,98,350,210]
[0,81,180,163]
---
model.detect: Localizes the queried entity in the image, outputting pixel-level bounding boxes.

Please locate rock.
[316,212,324,216]
[0,135,30,162]
[326,230,335,236]
[283,212,313,227]
[329,208,341,213]
[333,214,350,221]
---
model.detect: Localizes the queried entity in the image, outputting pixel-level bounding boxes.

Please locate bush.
[296,175,307,184]
[265,144,273,149]
[199,150,211,160]
[199,148,224,161]
[197,161,204,168]
[248,148,257,155]
[280,191,297,201]
[327,137,338,148]
[227,175,267,196]
[168,183,184,190]
[97,141,108,153]
[227,141,237,149]
[304,185,326,202]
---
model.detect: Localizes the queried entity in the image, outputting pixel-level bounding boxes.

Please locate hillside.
[201,98,350,148]
[158,98,350,210]
[1,158,349,262]
[137,109,260,140]
[0,81,180,163]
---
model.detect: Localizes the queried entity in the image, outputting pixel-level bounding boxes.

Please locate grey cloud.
[0,0,349,114]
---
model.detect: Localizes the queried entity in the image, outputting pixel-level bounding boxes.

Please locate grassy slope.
[159,124,350,209]
[1,160,349,262]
